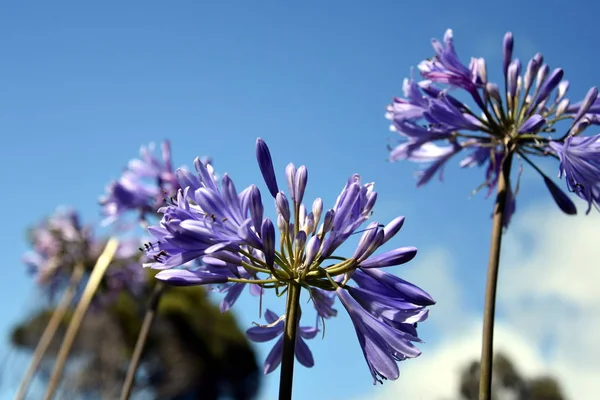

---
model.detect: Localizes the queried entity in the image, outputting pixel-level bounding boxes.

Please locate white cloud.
[360,204,600,400]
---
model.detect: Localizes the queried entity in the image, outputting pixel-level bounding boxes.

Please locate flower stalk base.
[479,154,513,400]
[278,282,301,400]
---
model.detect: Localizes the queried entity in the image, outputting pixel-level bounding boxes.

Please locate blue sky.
[2,1,600,399]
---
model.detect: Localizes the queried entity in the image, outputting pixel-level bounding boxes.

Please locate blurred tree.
[458,352,565,400]
[11,283,261,400]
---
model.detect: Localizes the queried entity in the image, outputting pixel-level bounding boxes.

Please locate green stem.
[478,152,513,400]
[119,282,165,400]
[43,238,120,400]
[278,282,301,400]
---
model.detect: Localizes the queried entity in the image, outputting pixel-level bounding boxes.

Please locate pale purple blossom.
[387,29,599,222]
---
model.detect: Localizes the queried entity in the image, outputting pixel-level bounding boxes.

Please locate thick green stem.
[278,282,301,400]
[478,153,513,400]
[119,281,165,400]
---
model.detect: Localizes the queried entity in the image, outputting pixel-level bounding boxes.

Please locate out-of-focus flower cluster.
[23,208,148,304]
[142,138,435,383]
[100,141,180,226]
[386,29,600,224]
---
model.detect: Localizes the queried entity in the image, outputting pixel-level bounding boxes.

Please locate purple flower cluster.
[23,208,148,304]
[143,138,435,383]
[23,208,90,295]
[386,29,600,221]
[100,141,189,226]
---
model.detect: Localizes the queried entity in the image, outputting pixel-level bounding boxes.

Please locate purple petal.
[264,309,280,324]
[276,192,291,222]
[264,337,284,374]
[507,59,521,98]
[304,235,321,268]
[360,268,436,306]
[261,218,275,267]
[285,163,297,201]
[542,176,577,215]
[237,219,264,250]
[155,269,228,286]
[502,32,514,77]
[299,326,319,339]
[532,68,564,110]
[353,222,380,260]
[295,338,315,368]
[220,282,245,312]
[248,185,264,233]
[246,324,284,343]
[359,247,418,269]
[193,157,218,192]
[255,138,280,198]
[221,174,243,225]
[249,283,263,296]
[294,165,308,205]
[572,86,599,126]
[382,216,405,245]
[518,115,546,134]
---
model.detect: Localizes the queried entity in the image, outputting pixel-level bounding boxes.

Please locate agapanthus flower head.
[23,208,92,289]
[142,138,434,381]
[100,141,211,227]
[23,209,151,304]
[387,29,600,223]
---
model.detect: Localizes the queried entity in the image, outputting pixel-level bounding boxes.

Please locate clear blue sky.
[1,1,597,399]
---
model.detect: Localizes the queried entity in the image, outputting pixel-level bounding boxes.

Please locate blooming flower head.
[387,29,600,223]
[23,208,92,291]
[23,209,150,304]
[143,138,434,381]
[100,141,210,227]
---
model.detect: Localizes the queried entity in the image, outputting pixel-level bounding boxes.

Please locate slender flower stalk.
[14,263,85,400]
[386,29,600,400]
[43,238,120,400]
[142,138,435,397]
[480,152,512,400]
[119,282,165,400]
[279,283,301,400]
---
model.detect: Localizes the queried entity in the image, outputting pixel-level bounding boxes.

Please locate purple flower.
[549,134,600,213]
[335,287,428,384]
[100,141,191,226]
[387,29,599,221]
[23,210,149,305]
[310,288,338,322]
[418,29,476,92]
[246,309,318,374]
[142,138,434,381]
[23,208,91,290]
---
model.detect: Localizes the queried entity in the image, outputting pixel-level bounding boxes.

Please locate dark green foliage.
[11,283,260,400]
[458,352,565,400]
